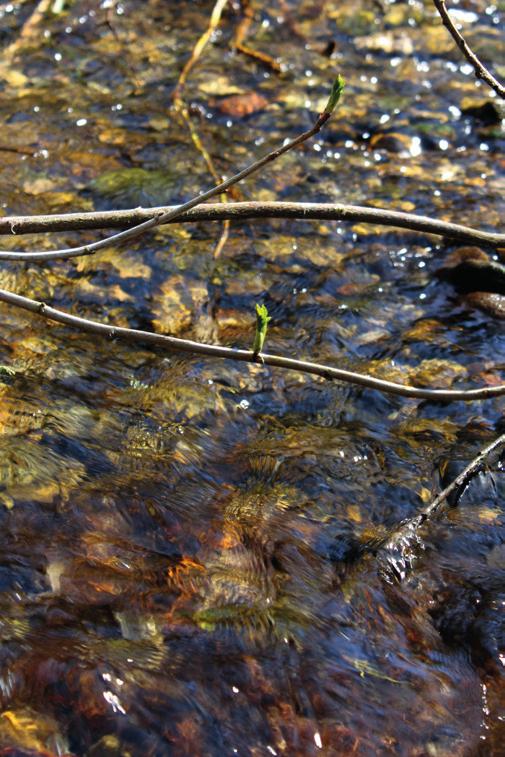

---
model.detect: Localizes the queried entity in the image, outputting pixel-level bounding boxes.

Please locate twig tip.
[323,74,345,115]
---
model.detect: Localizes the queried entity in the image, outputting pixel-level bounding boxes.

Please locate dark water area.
[0,0,504,754]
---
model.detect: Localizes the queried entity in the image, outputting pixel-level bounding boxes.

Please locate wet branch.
[0,286,504,402]
[432,0,505,99]
[368,430,505,560]
[0,202,503,261]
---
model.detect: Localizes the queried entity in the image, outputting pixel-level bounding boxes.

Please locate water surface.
[0,0,504,754]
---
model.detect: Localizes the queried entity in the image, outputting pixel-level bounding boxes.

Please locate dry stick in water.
[1,0,53,66]
[0,78,344,262]
[433,0,505,99]
[172,0,231,259]
[1,203,504,260]
[233,0,282,73]
[173,0,230,99]
[368,431,505,562]
[0,287,504,402]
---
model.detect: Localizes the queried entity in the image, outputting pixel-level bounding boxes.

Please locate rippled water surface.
[0,0,504,754]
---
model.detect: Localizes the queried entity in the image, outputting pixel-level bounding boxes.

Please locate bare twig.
[0,202,503,260]
[0,93,339,261]
[432,0,505,99]
[0,286,503,402]
[367,431,505,566]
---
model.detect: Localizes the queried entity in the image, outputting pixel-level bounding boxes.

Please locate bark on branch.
[433,0,505,99]
[0,98,338,261]
[0,202,503,259]
[0,286,503,402]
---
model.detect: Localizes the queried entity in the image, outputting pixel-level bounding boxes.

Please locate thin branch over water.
[0,202,503,260]
[0,89,341,261]
[0,286,503,402]
[433,0,505,99]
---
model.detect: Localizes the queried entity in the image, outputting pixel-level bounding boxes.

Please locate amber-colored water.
[0,1,503,754]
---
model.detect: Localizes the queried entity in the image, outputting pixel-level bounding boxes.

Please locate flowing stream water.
[0,0,503,754]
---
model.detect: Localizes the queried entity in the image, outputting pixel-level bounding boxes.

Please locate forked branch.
[0,78,344,262]
[0,202,503,258]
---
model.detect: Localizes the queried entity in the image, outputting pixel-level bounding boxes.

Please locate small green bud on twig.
[51,0,67,13]
[323,74,345,115]
[252,303,272,357]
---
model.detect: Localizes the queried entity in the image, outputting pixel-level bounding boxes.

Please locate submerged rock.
[436,247,505,319]
[436,247,505,295]
[465,292,505,320]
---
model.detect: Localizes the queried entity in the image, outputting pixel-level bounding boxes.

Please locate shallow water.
[0,0,504,754]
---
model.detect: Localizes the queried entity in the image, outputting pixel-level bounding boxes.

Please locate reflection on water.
[0,0,504,753]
